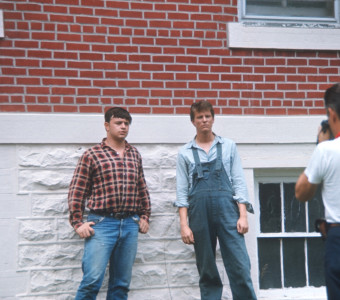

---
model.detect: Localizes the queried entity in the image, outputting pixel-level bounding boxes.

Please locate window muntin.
[257,179,325,290]
[243,0,338,23]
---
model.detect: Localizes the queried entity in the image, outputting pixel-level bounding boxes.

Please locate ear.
[104,122,109,131]
[328,108,337,123]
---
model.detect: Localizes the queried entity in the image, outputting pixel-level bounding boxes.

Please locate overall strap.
[192,148,203,178]
[215,142,222,171]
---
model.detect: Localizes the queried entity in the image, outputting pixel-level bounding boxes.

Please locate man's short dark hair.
[105,107,132,124]
[324,83,340,118]
[190,101,215,121]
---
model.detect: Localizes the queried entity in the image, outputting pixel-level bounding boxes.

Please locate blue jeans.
[325,226,340,300]
[75,213,139,300]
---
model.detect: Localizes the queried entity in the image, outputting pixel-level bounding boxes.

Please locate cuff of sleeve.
[73,222,83,230]
[173,201,189,208]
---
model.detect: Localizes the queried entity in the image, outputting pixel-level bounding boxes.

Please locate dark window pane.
[259,183,282,233]
[283,238,306,287]
[308,238,325,287]
[284,183,306,232]
[258,238,282,289]
[246,0,335,18]
[308,186,325,232]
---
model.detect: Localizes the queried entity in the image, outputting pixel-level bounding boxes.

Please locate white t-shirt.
[305,137,340,223]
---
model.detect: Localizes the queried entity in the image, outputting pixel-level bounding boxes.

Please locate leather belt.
[90,210,135,219]
[329,223,340,228]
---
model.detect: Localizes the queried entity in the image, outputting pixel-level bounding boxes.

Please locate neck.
[195,132,215,144]
[105,136,125,151]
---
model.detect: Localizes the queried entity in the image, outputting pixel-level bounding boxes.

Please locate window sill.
[227,22,340,51]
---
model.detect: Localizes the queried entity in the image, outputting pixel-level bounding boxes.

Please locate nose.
[121,123,128,130]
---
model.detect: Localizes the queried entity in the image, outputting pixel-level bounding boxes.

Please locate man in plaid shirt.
[68,107,151,300]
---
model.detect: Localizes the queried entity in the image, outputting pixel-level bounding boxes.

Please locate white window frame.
[254,169,326,299]
[242,0,339,23]
[227,1,340,50]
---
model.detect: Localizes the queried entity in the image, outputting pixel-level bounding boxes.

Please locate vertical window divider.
[305,194,310,287]
[281,182,285,233]
[280,238,284,288]
[305,238,310,287]
[306,196,309,232]
[280,182,285,288]
[335,0,340,22]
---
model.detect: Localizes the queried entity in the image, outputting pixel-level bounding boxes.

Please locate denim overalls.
[188,143,257,300]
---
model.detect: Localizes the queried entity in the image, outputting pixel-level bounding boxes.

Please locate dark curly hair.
[104,107,132,124]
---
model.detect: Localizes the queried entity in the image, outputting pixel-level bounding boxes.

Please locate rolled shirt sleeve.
[304,146,323,185]
[229,142,254,213]
[175,150,191,207]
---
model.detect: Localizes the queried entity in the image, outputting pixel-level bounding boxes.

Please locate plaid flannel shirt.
[68,139,151,230]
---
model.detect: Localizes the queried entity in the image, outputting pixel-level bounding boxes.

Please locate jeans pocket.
[87,214,105,225]
[131,215,140,225]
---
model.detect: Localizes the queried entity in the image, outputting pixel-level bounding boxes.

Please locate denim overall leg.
[188,143,256,300]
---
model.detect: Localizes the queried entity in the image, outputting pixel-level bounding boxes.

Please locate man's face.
[192,109,214,134]
[105,117,130,141]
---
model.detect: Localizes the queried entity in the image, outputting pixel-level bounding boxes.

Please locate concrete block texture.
[0,140,327,299]
[2,143,237,299]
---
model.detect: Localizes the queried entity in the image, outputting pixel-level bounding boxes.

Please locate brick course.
[0,0,340,114]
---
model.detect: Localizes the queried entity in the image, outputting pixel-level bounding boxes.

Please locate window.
[243,0,338,23]
[255,171,326,297]
[227,0,340,50]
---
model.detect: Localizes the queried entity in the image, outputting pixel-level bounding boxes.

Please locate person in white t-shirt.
[295,83,340,300]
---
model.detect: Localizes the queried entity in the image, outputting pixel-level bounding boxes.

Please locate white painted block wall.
[0,114,327,300]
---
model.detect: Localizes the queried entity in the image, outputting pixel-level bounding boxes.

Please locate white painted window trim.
[227,22,340,50]
[254,171,327,299]
[0,10,4,38]
[229,0,340,50]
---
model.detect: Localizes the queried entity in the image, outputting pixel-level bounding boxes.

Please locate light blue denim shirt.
[175,135,254,213]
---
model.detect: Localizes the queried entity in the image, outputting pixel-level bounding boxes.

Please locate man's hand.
[181,224,195,244]
[178,207,194,244]
[237,216,249,235]
[139,218,149,234]
[76,222,95,239]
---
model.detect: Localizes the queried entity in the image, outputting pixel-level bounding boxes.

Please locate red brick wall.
[1,0,339,115]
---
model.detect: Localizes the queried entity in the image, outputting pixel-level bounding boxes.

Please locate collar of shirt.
[185,134,224,150]
[100,138,132,152]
